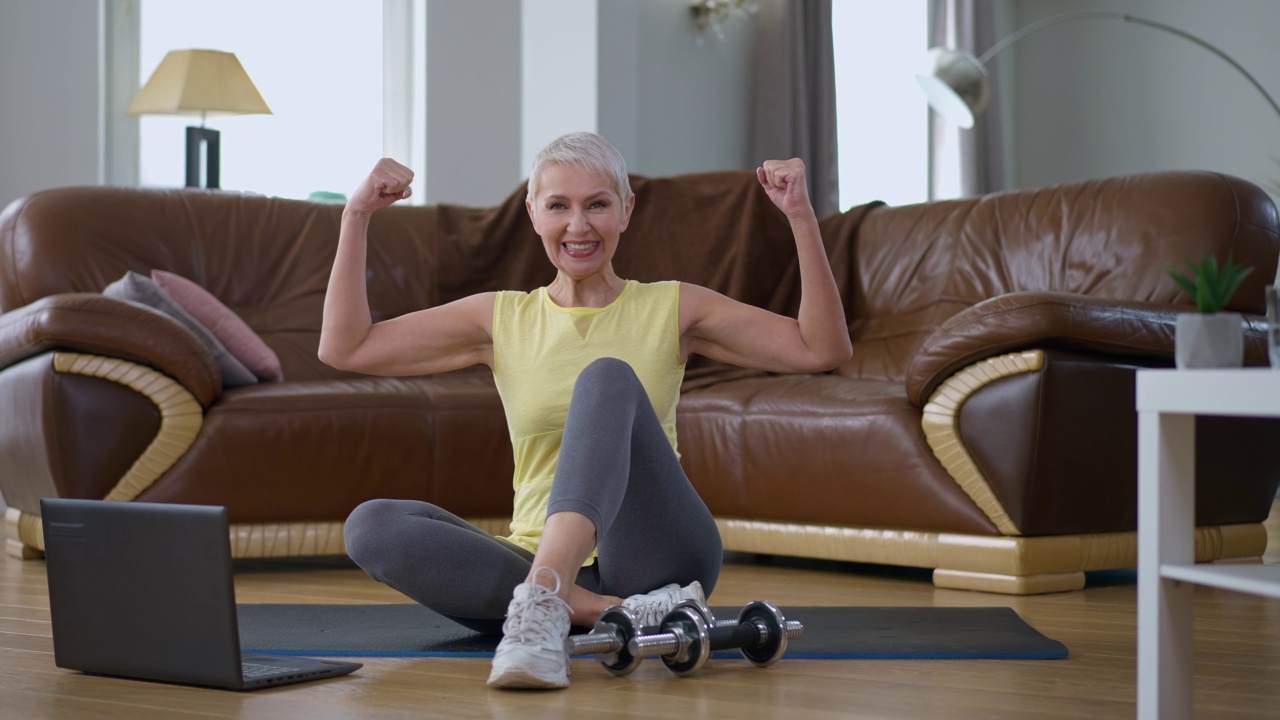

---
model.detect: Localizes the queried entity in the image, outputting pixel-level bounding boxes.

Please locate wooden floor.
[3,506,1278,719]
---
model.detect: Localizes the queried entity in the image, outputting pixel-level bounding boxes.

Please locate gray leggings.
[343,357,723,633]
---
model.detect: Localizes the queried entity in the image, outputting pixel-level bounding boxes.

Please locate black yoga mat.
[238,604,1067,660]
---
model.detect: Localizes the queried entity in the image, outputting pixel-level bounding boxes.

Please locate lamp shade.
[127,49,272,117]
[915,47,988,129]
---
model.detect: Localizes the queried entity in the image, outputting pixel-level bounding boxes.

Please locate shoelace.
[505,568,571,645]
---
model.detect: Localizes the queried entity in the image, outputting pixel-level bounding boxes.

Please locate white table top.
[1137,368,1280,416]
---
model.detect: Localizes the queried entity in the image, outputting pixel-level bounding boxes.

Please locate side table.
[1137,369,1280,720]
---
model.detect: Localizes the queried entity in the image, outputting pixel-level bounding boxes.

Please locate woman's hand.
[346,158,414,216]
[323,156,495,376]
[680,157,850,374]
[756,158,814,220]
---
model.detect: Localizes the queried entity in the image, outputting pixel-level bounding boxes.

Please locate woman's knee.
[581,356,637,380]
[343,499,404,570]
[575,357,643,399]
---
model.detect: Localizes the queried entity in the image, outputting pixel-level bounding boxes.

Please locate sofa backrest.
[0,187,446,381]
[827,170,1280,382]
[2,170,1276,386]
[0,171,828,387]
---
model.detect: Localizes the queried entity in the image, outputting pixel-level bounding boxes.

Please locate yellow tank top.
[491,280,685,556]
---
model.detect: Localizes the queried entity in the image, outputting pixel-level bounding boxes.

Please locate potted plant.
[1167,253,1252,368]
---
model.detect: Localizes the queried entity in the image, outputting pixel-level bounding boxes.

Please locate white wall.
[0,0,105,211]
[425,0,523,205]
[424,0,756,205]
[521,0,599,176]
[521,0,755,187]
[1006,0,1280,195]
[599,0,756,176]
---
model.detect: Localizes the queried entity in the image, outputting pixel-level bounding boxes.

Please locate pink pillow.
[151,270,284,382]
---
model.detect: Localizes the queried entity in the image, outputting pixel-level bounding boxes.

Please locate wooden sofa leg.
[4,507,44,559]
[932,569,1086,595]
[5,539,42,560]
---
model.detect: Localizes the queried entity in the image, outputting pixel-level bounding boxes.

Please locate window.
[138,0,385,199]
[833,1,929,210]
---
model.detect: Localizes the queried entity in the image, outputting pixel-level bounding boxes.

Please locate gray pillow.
[102,271,259,388]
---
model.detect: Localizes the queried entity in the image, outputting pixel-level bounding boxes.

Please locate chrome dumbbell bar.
[566,599,803,677]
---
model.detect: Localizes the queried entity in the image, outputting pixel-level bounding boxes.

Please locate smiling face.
[526,162,635,284]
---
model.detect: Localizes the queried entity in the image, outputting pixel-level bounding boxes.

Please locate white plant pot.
[1175,312,1243,369]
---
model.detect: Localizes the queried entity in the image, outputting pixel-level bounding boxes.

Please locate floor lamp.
[916,11,1280,130]
[126,49,272,189]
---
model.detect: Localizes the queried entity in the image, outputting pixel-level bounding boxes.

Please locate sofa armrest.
[0,293,221,406]
[905,291,1270,406]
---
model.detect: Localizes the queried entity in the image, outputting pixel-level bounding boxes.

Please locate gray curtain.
[929,0,1006,197]
[751,0,838,218]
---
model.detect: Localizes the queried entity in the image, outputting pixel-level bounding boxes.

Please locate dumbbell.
[563,605,647,676]
[629,599,804,676]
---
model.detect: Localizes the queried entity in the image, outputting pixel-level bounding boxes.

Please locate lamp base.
[185,126,221,189]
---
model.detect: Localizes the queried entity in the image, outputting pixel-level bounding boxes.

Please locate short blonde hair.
[527,132,631,203]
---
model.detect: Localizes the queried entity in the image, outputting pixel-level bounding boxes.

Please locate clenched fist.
[347,158,414,216]
[756,158,813,220]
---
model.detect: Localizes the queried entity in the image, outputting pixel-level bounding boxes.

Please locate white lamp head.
[915,47,990,129]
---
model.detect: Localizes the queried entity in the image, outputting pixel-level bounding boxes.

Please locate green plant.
[1167,253,1253,314]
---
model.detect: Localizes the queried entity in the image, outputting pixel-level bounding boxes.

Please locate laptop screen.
[41,499,246,687]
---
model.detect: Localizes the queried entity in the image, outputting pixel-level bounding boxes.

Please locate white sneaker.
[621,580,706,627]
[487,567,573,690]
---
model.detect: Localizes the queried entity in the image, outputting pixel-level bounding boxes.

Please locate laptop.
[41,498,362,690]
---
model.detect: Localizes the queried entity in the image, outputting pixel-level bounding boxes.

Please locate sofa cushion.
[136,370,515,524]
[678,375,1000,535]
[151,270,284,382]
[102,271,258,388]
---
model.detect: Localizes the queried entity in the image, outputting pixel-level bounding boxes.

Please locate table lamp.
[917,11,1280,130]
[126,49,272,189]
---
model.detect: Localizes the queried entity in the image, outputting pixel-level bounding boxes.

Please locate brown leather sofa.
[2,170,1278,594]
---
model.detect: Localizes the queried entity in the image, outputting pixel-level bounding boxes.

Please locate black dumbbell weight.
[735,600,802,667]
[628,599,802,676]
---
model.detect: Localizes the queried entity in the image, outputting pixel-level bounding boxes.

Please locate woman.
[320,132,851,689]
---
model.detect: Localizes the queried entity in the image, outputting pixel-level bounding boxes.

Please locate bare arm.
[319,159,494,376]
[680,159,852,373]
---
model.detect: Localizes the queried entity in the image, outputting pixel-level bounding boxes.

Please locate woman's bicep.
[680,285,813,372]
[352,292,496,375]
